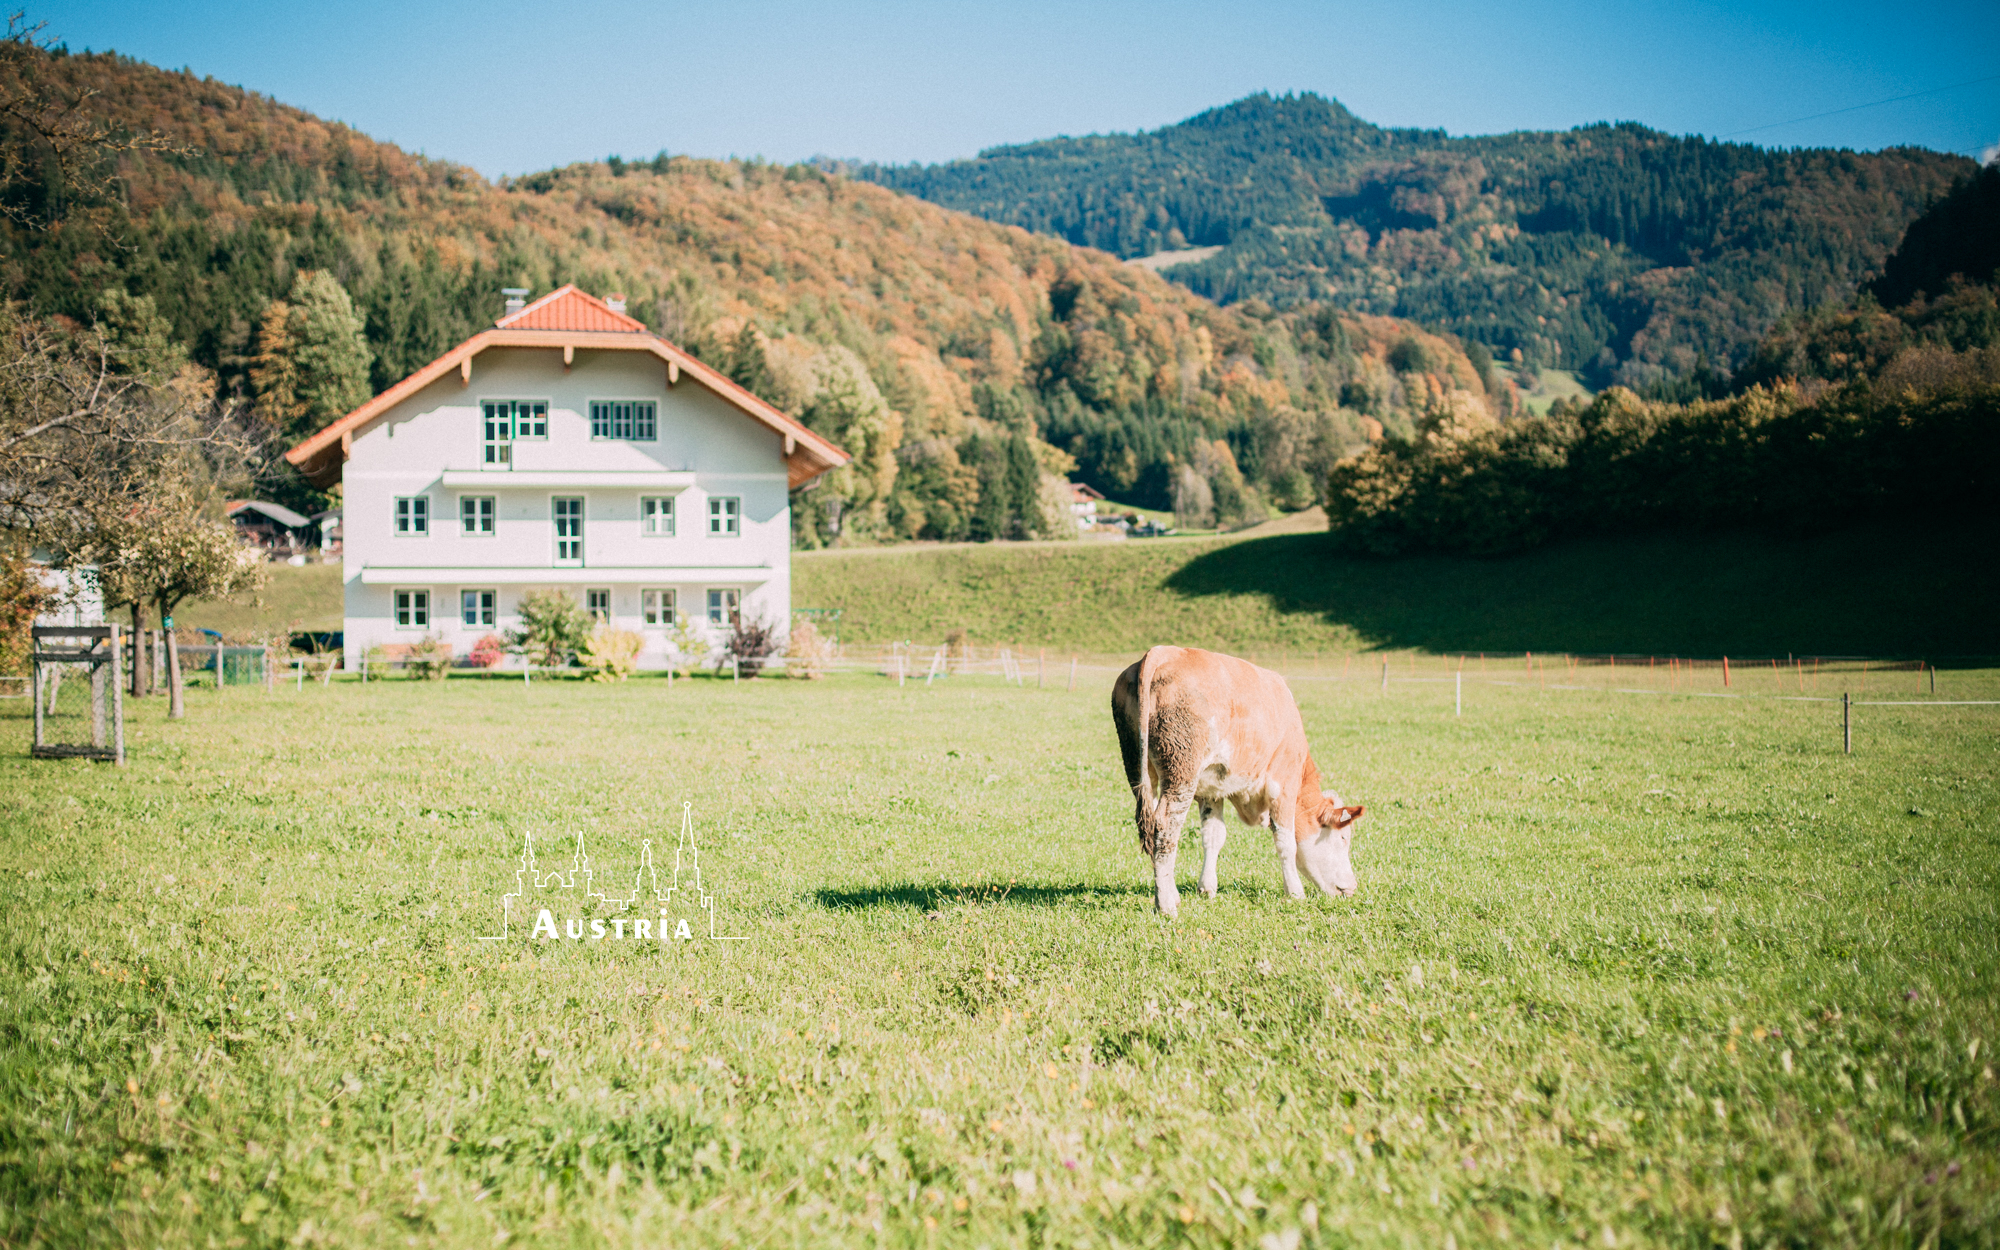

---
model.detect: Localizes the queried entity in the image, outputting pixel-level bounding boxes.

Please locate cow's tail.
[1132,645,1171,854]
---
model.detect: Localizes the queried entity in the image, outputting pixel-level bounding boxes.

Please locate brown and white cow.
[1111,645,1364,917]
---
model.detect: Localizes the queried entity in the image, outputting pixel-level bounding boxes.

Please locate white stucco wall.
[341,346,793,668]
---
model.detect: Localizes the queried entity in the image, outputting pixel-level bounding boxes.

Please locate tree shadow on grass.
[1165,519,2000,659]
[810,882,1151,913]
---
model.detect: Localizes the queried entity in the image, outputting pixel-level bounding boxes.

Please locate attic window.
[590,400,656,441]
[482,399,548,465]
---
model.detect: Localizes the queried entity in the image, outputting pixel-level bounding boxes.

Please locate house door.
[553,497,584,564]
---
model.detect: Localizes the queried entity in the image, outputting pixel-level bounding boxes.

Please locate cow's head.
[1298,795,1365,897]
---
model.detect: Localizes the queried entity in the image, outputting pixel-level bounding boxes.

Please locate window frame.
[706,587,741,628]
[394,588,431,629]
[394,495,429,537]
[640,494,675,537]
[551,495,585,566]
[588,398,658,442]
[460,494,496,537]
[642,588,677,628]
[706,495,741,537]
[461,589,496,627]
[480,398,550,467]
[585,588,612,622]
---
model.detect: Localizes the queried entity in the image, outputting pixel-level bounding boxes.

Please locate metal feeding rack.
[29,625,125,766]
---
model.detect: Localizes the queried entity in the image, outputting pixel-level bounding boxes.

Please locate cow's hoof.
[1156,893,1181,919]
[1199,885,1217,899]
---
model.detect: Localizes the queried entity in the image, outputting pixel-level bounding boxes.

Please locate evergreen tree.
[287,271,373,440]
[1004,433,1041,539]
[94,288,189,377]
[726,323,776,405]
[251,271,372,442]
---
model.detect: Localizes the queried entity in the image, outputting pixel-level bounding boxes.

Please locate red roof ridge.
[497,284,648,333]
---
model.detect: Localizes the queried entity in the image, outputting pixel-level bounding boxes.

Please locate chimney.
[502,287,528,316]
[605,293,627,313]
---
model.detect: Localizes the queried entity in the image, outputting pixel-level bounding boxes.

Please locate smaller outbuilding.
[226,500,316,559]
[1066,480,1106,530]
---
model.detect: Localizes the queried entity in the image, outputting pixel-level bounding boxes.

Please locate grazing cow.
[1111,645,1364,917]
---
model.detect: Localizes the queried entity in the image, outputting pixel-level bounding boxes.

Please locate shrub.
[507,589,594,666]
[406,633,451,681]
[725,614,781,677]
[784,617,832,680]
[664,616,709,677]
[468,633,507,668]
[580,629,643,682]
[1323,379,2000,555]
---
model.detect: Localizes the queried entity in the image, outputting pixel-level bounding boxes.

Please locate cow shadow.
[810,882,1152,913]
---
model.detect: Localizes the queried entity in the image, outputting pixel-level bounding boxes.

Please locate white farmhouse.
[285,286,846,669]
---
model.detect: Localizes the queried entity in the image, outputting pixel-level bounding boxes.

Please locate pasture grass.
[0,660,1994,1248]
[179,563,343,637]
[796,519,2000,659]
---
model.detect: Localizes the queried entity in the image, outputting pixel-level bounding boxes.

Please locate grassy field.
[184,517,2000,662]
[178,563,343,637]
[1,662,1994,1248]
[798,519,2000,660]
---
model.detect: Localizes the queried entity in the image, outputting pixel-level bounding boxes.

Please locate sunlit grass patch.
[0,666,1993,1247]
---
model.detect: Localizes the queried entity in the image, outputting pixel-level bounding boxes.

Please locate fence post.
[1455,669,1462,717]
[91,645,107,747]
[30,638,42,749]
[1723,656,1731,687]
[111,624,125,766]
[1380,660,1388,693]
[1843,692,1851,755]
[1067,656,1077,693]
[733,657,740,684]
[1930,664,1936,696]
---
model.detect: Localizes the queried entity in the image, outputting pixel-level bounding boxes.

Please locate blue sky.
[40,0,2000,178]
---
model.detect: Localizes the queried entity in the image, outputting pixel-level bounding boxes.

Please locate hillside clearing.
[795,518,1999,659]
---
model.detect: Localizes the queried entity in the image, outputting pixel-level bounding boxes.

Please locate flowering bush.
[468,633,507,668]
[581,629,644,682]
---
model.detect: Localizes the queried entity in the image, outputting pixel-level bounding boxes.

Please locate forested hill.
[1,48,1499,542]
[863,93,1973,390]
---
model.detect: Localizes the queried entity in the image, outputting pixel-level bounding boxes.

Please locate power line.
[1718,72,2000,140]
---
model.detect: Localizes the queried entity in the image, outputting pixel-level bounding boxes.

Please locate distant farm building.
[226,500,316,559]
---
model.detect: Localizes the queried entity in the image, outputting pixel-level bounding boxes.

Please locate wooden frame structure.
[31,625,125,765]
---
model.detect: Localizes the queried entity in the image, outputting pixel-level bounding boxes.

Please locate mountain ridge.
[863,92,1973,390]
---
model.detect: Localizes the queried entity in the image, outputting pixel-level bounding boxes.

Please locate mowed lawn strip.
[0,669,1993,1248]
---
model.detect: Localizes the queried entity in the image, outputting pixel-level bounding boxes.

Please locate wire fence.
[83,635,1991,756]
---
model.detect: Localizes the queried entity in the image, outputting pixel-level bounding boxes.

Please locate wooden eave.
[283,328,848,490]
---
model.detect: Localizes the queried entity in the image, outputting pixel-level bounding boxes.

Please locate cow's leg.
[1150,790,1194,919]
[1197,804,1228,898]
[1271,822,1307,900]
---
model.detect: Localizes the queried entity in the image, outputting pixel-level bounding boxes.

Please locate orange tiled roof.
[496,284,647,333]
[282,286,849,492]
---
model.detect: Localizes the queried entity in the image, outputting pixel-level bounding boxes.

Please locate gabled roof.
[498,284,649,333]
[283,286,846,490]
[226,499,313,528]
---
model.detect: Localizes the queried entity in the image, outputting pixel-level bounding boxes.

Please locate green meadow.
[180,516,1999,661]
[1,658,1994,1248]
